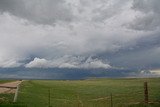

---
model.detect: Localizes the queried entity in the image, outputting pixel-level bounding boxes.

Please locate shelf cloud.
[0,0,160,70]
[25,56,111,69]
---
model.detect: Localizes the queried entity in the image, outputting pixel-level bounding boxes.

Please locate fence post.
[110,93,113,107]
[48,89,51,107]
[144,82,148,103]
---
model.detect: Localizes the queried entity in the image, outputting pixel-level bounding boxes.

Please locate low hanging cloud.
[0,0,160,69]
[25,56,111,69]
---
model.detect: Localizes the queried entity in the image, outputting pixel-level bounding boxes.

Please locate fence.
[1,81,160,107]
[16,81,160,107]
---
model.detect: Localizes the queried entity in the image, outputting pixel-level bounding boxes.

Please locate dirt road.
[0,81,22,94]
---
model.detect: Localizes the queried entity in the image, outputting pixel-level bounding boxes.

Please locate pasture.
[16,78,160,107]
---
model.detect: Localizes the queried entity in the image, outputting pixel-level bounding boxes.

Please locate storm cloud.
[0,0,160,71]
[0,0,74,24]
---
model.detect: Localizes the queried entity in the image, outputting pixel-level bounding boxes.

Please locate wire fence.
[17,86,160,107]
[1,82,160,107]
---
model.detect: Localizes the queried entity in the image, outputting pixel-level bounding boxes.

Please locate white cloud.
[25,56,111,69]
[0,0,160,69]
[25,58,49,68]
[150,69,160,75]
[0,59,22,68]
[81,57,111,69]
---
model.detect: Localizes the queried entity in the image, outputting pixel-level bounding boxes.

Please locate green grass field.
[15,78,160,107]
[0,80,15,84]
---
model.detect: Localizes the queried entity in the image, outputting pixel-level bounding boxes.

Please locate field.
[14,78,160,107]
[0,80,15,84]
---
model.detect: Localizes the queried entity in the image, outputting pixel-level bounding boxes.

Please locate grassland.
[0,80,15,84]
[15,78,160,107]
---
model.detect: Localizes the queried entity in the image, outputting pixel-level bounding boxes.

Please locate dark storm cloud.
[0,0,74,24]
[106,31,160,69]
[110,47,160,70]
[127,0,160,31]
[0,0,160,73]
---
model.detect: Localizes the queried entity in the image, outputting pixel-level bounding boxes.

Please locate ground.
[0,81,22,94]
[0,78,160,107]
[17,78,160,107]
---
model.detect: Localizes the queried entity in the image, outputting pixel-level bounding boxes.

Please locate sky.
[0,0,160,72]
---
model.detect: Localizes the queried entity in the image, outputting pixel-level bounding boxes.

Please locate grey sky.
[0,0,160,71]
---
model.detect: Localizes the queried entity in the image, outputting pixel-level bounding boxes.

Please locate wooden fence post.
[144,82,148,103]
[110,93,113,107]
[48,89,51,107]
